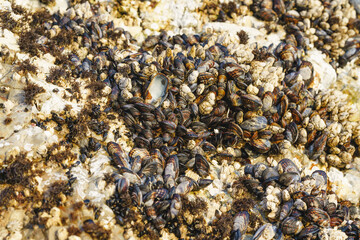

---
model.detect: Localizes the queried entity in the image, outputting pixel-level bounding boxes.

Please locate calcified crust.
[0,0,360,240]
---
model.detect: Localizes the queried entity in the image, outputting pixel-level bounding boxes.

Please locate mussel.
[281,217,304,235]
[144,73,169,107]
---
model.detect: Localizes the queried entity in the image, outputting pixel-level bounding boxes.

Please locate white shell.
[144,73,169,107]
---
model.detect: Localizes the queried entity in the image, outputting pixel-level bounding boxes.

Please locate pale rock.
[328,168,360,204]
[0,228,9,239]
[327,194,338,205]
[306,49,336,90]
[0,29,19,51]
[46,207,62,228]
[56,227,68,240]
[69,236,82,240]
[8,232,22,240]
[7,210,25,232]
[319,228,348,240]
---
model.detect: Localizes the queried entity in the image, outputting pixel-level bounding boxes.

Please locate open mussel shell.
[144,73,169,107]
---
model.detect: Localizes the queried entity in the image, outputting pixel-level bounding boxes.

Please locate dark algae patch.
[23,82,45,105]
[17,59,38,75]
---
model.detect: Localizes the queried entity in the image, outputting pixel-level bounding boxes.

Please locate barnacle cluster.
[0,0,360,239]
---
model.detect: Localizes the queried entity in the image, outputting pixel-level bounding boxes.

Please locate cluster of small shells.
[250,0,360,66]
[0,0,360,239]
[242,159,360,239]
[201,0,360,66]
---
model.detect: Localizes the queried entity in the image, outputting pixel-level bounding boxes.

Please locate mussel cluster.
[102,28,359,238]
[242,158,360,239]
[250,0,360,65]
